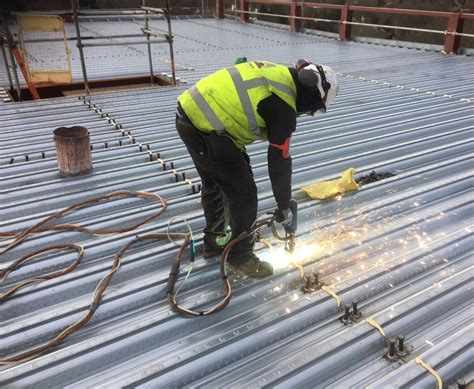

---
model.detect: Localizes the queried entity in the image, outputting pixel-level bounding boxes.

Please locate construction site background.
[236,0,474,49]
[2,0,473,48]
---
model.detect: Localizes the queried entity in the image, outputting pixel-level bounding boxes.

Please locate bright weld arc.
[259,240,323,271]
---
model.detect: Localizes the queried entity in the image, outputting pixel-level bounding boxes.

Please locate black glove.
[275,199,297,234]
[275,207,292,224]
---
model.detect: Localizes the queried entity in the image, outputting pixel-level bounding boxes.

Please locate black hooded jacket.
[177,66,322,211]
[256,67,322,210]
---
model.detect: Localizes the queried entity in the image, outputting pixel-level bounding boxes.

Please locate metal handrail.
[230,8,474,37]
[341,21,446,35]
[233,9,338,24]
[228,2,474,53]
[18,34,148,43]
[448,31,474,37]
[141,6,165,14]
[80,39,168,47]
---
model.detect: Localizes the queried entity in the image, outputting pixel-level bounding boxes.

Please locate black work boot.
[227,252,273,278]
[203,234,225,258]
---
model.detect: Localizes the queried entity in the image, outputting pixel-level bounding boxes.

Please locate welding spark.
[259,243,322,271]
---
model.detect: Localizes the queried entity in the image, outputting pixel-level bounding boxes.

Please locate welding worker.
[176,59,339,278]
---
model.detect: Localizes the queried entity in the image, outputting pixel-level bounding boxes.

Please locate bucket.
[53,126,92,177]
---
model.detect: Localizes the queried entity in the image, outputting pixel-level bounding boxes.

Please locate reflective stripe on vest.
[179,62,296,148]
[227,67,259,137]
[189,85,226,134]
[225,67,296,138]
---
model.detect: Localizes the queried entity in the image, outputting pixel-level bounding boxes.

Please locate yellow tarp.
[301,168,359,200]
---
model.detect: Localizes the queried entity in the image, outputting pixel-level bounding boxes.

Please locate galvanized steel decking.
[1,17,473,388]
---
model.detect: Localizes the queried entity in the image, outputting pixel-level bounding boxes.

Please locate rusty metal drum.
[53,126,92,177]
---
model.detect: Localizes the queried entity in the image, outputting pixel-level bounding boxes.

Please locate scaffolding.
[1,16,22,101]
[0,1,177,100]
[72,0,177,95]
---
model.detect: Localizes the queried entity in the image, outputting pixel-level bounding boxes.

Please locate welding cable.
[174,261,194,299]
[0,191,170,365]
[167,217,287,317]
[0,231,191,365]
[166,216,194,247]
[0,204,290,362]
[0,240,125,365]
[167,232,244,317]
[0,244,84,301]
[0,191,167,256]
[166,216,195,298]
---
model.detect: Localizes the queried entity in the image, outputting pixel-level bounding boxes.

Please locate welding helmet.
[296,58,339,114]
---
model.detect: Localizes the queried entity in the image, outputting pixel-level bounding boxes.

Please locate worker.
[176,59,339,278]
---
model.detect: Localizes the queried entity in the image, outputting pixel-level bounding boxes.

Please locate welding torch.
[264,199,298,253]
[282,199,298,253]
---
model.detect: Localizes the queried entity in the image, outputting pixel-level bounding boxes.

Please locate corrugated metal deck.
[1,17,473,388]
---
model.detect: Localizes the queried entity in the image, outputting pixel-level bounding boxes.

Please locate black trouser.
[176,113,257,261]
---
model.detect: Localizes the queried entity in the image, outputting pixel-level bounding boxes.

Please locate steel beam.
[240,0,249,22]
[444,13,464,55]
[339,4,352,41]
[215,0,224,19]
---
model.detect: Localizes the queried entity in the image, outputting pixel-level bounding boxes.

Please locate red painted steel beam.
[290,1,302,32]
[12,47,40,100]
[339,4,352,41]
[215,0,224,18]
[460,13,474,20]
[240,0,249,21]
[444,13,464,54]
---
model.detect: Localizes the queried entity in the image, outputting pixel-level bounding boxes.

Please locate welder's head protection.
[295,58,339,114]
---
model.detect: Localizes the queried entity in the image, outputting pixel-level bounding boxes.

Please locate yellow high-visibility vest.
[178,61,297,149]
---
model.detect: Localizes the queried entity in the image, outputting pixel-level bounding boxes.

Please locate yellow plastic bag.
[301,168,359,200]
